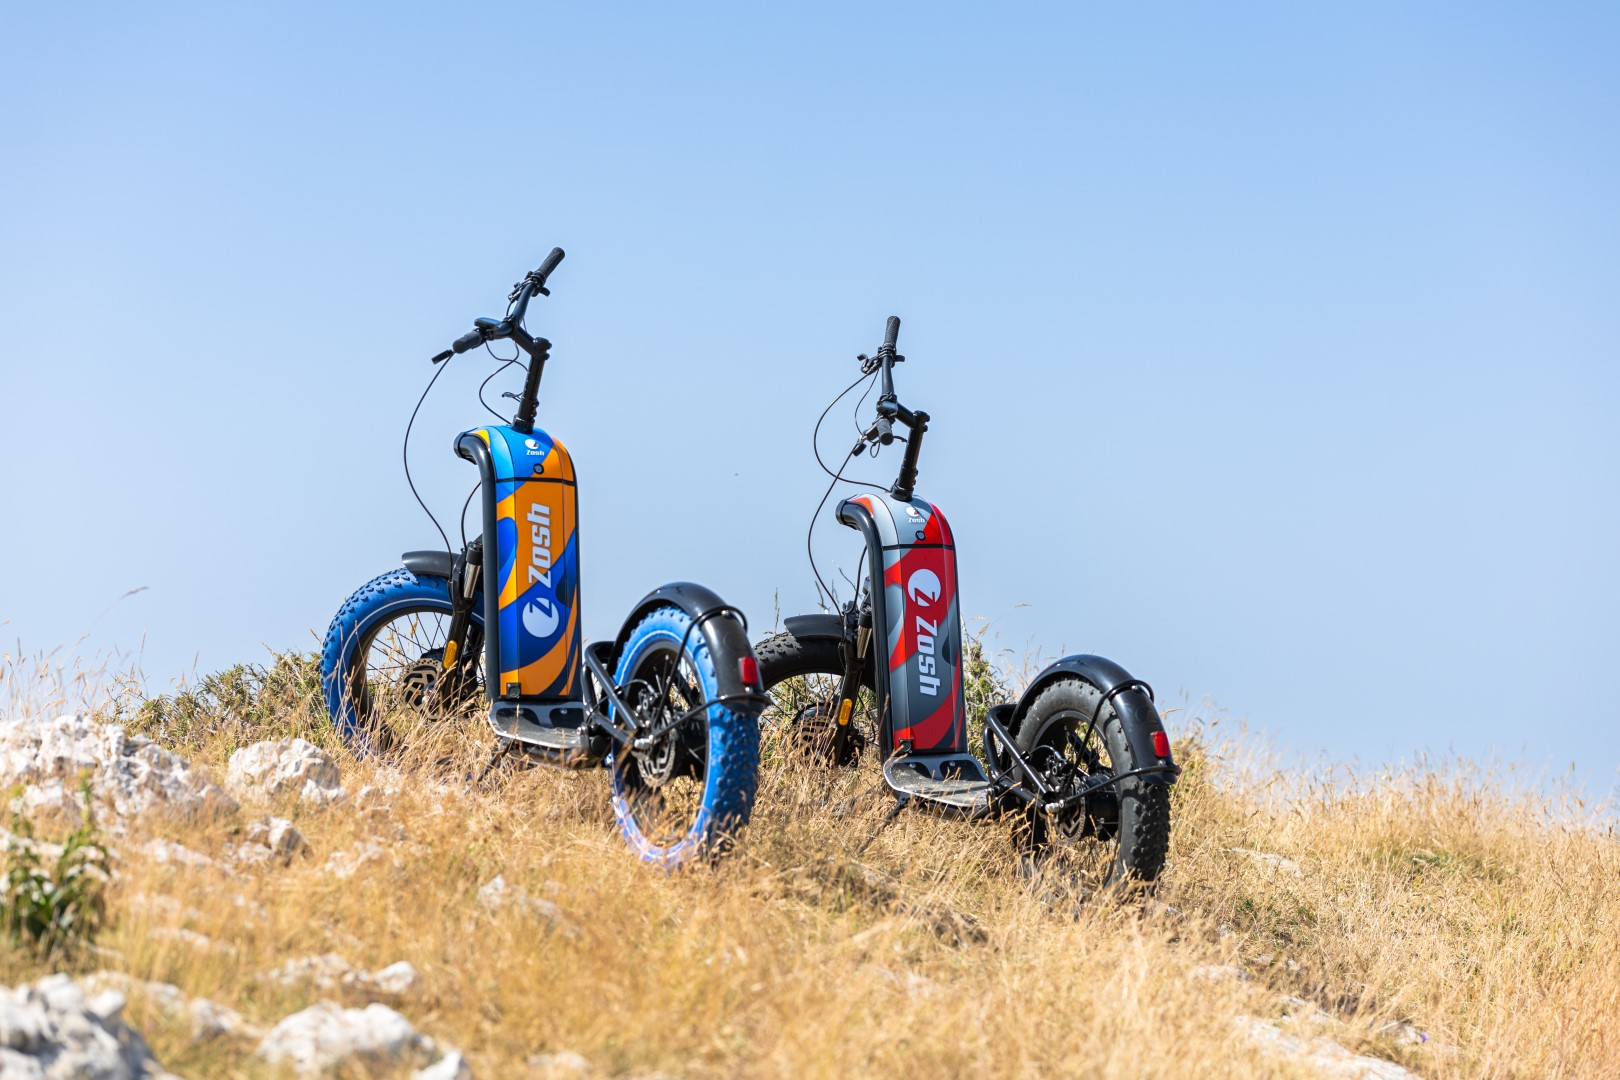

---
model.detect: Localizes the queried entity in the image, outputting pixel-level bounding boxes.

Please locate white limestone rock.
[1241,1017,1420,1079]
[261,955,419,997]
[84,972,259,1043]
[414,1049,474,1079]
[232,816,309,865]
[0,713,234,823]
[476,874,573,932]
[529,1050,591,1075]
[0,973,176,1078]
[137,838,231,874]
[323,841,384,880]
[225,738,346,806]
[256,1001,434,1075]
[1230,847,1305,877]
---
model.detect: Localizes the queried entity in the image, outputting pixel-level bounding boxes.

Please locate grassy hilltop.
[1,650,1615,1078]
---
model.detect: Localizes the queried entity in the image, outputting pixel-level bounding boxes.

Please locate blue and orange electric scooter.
[320,250,762,868]
[757,317,1179,882]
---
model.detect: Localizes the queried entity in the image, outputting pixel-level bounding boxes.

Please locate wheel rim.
[348,604,484,750]
[1028,706,1122,846]
[760,671,873,765]
[614,637,714,848]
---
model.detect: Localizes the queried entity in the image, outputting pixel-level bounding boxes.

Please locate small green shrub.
[3,779,111,958]
[127,650,331,754]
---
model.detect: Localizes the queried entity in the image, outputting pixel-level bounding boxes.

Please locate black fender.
[613,583,762,705]
[1013,654,1176,785]
[402,550,456,579]
[783,614,845,641]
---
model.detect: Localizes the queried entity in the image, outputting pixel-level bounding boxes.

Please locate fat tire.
[1014,677,1171,883]
[754,630,872,763]
[319,568,473,752]
[610,605,760,870]
[754,631,844,686]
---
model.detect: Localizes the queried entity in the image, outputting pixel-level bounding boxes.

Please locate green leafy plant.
[128,649,330,754]
[3,778,111,957]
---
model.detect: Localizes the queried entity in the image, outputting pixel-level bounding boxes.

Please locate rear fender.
[1013,654,1176,784]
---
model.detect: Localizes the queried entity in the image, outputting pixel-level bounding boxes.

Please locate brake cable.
[402,359,455,557]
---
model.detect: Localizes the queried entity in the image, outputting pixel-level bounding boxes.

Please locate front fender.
[614,583,761,704]
[782,614,845,641]
[1014,654,1176,784]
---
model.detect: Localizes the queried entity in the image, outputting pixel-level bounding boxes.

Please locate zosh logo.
[521,502,561,639]
[906,568,942,697]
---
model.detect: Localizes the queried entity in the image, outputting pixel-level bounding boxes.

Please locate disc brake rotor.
[629,683,683,785]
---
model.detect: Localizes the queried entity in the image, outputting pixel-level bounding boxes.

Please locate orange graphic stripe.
[499,600,580,693]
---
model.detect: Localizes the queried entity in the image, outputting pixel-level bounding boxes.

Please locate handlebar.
[852,314,929,501]
[436,249,567,361]
[533,247,566,289]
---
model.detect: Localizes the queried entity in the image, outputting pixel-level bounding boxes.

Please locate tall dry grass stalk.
[1,648,1615,1078]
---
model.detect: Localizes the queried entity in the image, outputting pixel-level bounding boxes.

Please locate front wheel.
[1013,676,1171,884]
[609,606,760,869]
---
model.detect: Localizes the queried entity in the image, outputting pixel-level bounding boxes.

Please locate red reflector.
[1151,731,1171,758]
[738,656,760,687]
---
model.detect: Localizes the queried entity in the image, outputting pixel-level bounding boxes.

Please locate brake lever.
[509,276,551,304]
[856,351,904,375]
[431,350,453,364]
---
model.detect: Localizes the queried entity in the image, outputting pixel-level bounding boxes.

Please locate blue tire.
[609,605,760,869]
[319,568,483,753]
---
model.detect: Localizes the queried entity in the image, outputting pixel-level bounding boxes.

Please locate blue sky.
[2,4,1616,795]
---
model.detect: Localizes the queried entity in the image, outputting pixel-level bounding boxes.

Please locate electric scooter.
[756,317,1178,882]
[319,250,763,869]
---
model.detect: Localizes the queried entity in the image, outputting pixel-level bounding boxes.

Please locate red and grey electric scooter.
[756,317,1178,882]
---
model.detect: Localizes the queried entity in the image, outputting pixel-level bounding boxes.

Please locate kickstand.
[475,739,518,786]
[853,794,909,856]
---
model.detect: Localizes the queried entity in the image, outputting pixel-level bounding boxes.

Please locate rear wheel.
[320,569,485,754]
[753,630,872,766]
[609,606,760,869]
[1013,677,1170,883]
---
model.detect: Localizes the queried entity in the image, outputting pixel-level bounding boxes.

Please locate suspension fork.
[829,598,873,752]
[437,537,484,696]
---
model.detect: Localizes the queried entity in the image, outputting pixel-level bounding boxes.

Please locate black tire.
[754,630,870,765]
[1013,676,1170,883]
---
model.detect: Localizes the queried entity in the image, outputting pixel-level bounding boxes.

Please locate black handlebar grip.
[452,328,485,354]
[875,416,896,445]
[882,315,901,352]
[534,247,566,283]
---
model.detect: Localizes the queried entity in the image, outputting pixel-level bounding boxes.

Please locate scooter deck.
[488,700,589,752]
[883,752,994,813]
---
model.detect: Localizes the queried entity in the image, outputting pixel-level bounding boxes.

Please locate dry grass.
[3,649,1617,1078]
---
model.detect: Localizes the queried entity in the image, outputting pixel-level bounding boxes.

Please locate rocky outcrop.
[83,972,259,1043]
[225,738,347,806]
[0,714,233,824]
[0,974,176,1079]
[255,1001,448,1075]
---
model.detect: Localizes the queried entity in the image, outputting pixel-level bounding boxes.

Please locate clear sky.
[3,4,1616,796]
